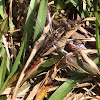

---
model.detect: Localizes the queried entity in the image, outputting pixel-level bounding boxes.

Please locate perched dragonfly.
[25,8,89,77]
[25,12,65,74]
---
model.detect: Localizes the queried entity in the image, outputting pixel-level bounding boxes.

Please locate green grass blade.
[93,0,98,11]
[48,71,86,100]
[23,0,37,49]
[95,21,100,50]
[33,0,48,44]
[0,51,7,89]
[95,21,100,62]
[0,0,5,18]
[94,12,100,25]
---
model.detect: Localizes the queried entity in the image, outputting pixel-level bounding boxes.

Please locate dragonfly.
[25,15,65,74]
[24,9,69,74]
[24,8,92,80]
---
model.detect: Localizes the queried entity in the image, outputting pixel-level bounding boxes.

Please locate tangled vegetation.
[0,0,100,100]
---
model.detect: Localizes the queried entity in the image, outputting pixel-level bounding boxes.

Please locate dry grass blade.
[76,83,91,88]
[64,23,83,39]
[8,28,21,33]
[67,37,96,42]
[80,50,100,75]
[77,85,96,100]
[1,88,12,95]
[26,82,41,100]
[79,27,90,36]
[83,17,96,21]
[82,49,97,54]
[48,1,54,6]
[35,85,50,100]
[48,86,59,92]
